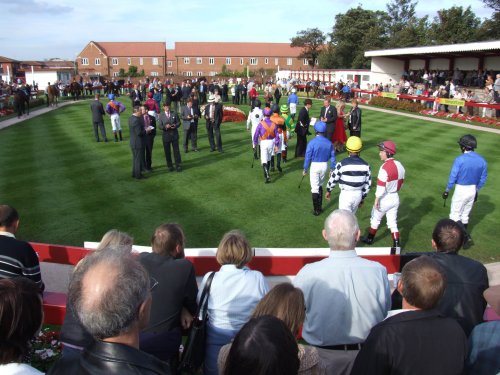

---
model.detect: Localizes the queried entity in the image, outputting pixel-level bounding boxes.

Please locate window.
[139,58,144,66]
[196,57,202,64]
[240,58,244,65]
[151,71,159,77]
[81,58,89,65]
[264,58,269,65]
[184,71,193,77]
[152,57,159,65]
[286,58,292,66]
[209,71,217,76]
[127,58,131,65]
[184,57,190,64]
[315,59,318,65]
[250,58,257,65]
[209,57,215,65]
[197,71,203,77]
[112,58,118,65]
[167,61,173,68]
[95,58,101,65]
[112,72,120,77]
[303,58,309,66]
[226,57,231,65]
[362,75,370,81]
[275,58,278,65]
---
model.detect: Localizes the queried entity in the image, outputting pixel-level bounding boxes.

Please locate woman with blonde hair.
[332,100,348,152]
[219,283,324,374]
[96,229,133,253]
[198,230,269,375]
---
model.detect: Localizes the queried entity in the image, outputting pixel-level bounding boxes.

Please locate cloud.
[2,0,72,14]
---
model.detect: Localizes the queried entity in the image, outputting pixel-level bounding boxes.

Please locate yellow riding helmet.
[346,136,362,153]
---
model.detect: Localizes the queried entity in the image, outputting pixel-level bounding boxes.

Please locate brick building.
[76,41,167,78]
[76,41,308,79]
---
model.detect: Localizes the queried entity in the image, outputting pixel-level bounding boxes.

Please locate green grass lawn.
[0,97,498,263]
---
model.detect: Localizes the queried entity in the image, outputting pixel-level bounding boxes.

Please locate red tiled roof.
[0,56,19,63]
[93,42,166,57]
[174,42,302,57]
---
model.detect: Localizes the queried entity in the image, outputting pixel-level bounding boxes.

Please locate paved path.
[0,100,79,130]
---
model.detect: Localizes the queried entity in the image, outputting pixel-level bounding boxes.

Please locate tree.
[127,65,138,77]
[329,6,389,69]
[290,28,326,69]
[118,68,125,77]
[385,0,431,47]
[476,11,500,40]
[430,6,481,44]
[482,0,500,12]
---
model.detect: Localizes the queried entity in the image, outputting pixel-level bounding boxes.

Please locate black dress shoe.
[176,166,182,172]
[210,149,215,152]
[192,149,198,152]
[168,166,174,172]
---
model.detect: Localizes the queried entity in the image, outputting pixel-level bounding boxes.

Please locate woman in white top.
[0,278,44,374]
[198,230,269,375]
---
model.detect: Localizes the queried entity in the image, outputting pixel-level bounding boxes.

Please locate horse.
[13,88,30,118]
[47,85,59,107]
[69,81,82,101]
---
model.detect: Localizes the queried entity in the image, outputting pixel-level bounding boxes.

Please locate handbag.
[178,271,216,374]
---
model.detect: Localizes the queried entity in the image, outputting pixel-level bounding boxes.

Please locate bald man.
[48,250,171,374]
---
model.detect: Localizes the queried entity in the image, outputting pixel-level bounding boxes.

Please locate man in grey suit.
[159,103,182,172]
[181,98,199,153]
[129,106,146,179]
[320,97,337,143]
[90,94,108,142]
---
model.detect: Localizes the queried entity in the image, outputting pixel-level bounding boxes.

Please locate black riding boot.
[362,228,377,245]
[270,156,275,172]
[318,187,323,213]
[263,164,270,183]
[277,154,282,172]
[460,222,473,249]
[119,130,123,141]
[114,132,118,142]
[312,193,320,216]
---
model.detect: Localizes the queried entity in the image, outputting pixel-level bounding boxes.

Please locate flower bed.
[28,327,62,372]
[419,110,500,127]
[222,106,246,123]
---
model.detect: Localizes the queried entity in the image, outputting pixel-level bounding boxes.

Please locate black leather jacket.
[48,340,171,374]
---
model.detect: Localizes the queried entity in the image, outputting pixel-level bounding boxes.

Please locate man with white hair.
[293,209,391,375]
[48,250,171,374]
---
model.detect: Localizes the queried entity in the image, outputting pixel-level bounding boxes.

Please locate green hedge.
[369,96,425,113]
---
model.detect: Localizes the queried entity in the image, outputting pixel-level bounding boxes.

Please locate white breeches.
[110,114,121,131]
[450,184,476,224]
[370,193,400,232]
[260,139,274,164]
[310,162,328,194]
[339,190,363,213]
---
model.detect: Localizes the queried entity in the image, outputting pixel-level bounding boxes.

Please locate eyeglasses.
[150,277,159,292]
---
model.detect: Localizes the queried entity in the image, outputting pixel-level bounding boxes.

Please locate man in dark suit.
[181,99,199,153]
[0,205,44,291]
[204,94,224,153]
[295,98,312,158]
[140,106,156,172]
[159,103,182,172]
[128,106,146,179]
[320,97,337,142]
[90,94,108,142]
[348,99,362,137]
[130,84,142,107]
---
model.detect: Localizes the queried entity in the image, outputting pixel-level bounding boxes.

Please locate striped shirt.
[0,233,44,290]
[375,158,405,198]
[326,155,371,199]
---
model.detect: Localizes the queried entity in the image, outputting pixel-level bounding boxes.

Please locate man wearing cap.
[325,136,371,213]
[253,107,280,183]
[159,102,182,172]
[303,122,336,215]
[295,98,313,159]
[204,94,224,153]
[287,88,300,121]
[442,134,487,248]
[246,100,264,159]
[320,97,338,142]
[280,104,293,163]
[270,105,286,172]
[467,284,500,374]
[105,94,126,142]
[362,141,405,248]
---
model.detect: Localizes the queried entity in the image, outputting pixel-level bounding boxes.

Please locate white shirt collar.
[0,231,15,238]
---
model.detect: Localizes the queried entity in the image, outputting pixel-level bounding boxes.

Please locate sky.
[0,0,493,61]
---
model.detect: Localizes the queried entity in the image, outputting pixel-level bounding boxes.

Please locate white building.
[276,69,372,89]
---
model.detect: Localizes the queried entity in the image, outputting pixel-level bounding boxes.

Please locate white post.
[7,65,10,83]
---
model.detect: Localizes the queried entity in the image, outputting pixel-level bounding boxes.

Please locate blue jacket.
[446,151,487,191]
[304,135,336,171]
